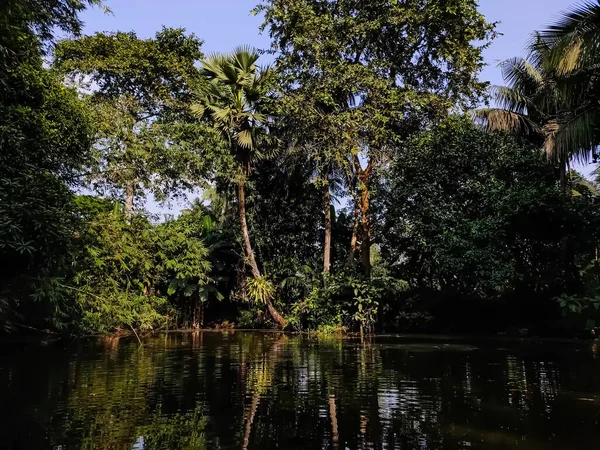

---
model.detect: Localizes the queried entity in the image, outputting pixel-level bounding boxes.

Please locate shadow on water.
[1,331,600,449]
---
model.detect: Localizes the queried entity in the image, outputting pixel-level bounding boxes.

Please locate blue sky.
[81,0,578,87]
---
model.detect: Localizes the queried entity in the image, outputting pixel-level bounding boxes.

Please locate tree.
[54,28,213,220]
[0,0,96,330]
[538,0,600,75]
[379,117,599,329]
[257,0,497,277]
[473,46,600,184]
[192,47,286,327]
[270,89,349,274]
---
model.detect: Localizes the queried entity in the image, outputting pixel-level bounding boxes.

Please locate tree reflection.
[2,334,600,450]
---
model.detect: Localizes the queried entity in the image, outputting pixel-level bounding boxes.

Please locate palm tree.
[538,1,600,76]
[472,46,599,185]
[191,47,286,327]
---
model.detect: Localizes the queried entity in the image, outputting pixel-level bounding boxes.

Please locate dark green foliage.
[379,117,600,328]
[0,0,95,331]
[249,157,323,274]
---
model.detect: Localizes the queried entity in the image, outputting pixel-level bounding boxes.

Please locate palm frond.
[231,45,260,72]
[538,1,600,74]
[200,54,229,79]
[489,85,529,114]
[189,103,206,118]
[499,57,543,94]
[555,105,600,163]
[236,129,254,149]
[471,108,541,135]
[209,105,233,123]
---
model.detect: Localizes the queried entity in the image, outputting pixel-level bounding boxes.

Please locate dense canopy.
[2,0,600,336]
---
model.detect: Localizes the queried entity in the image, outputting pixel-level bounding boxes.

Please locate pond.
[1,332,600,449]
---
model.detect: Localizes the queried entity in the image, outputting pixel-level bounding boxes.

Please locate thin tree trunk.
[237,180,261,279]
[360,184,371,278]
[192,291,203,329]
[124,181,135,223]
[237,179,286,327]
[559,159,569,191]
[323,174,332,274]
[347,204,361,266]
[354,156,373,278]
[559,158,575,282]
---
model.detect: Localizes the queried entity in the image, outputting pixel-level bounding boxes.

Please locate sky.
[78,0,589,212]
[80,0,578,87]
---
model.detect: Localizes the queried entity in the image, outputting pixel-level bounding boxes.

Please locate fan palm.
[472,45,599,184]
[191,47,286,327]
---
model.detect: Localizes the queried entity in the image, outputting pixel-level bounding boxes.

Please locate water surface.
[1,332,600,449]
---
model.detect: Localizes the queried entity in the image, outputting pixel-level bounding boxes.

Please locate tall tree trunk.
[323,173,332,274]
[559,158,576,282]
[237,180,261,279]
[347,204,361,267]
[559,158,571,191]
[124,181,135,223]
[360,184,371,278]
[237,179,286,327]
[354,156,373,277]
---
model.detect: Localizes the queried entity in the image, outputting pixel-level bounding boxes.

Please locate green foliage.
[257,0,498,277]
[556,293,600,317]
[71,210,171,333]
[54,28,215,211]
[285,267,407,333]
[248,157,323,270]
[247,277,276,305]
[0,0,95,330]
[70,208,213,333]
[380,116,600,327]
[4,0,600,336]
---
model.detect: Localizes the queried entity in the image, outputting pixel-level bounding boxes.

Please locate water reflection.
[1,332,599,449]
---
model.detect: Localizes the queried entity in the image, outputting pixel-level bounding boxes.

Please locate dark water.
[1,332,600,450]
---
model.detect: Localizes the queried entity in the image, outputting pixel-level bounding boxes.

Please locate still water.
[1,332,600,449]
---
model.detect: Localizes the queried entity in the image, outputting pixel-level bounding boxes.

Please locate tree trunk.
[323,174,332,274]
[265,297,287,327]
[192,291,203,329]
[360,184,371,278]
[559,158,570,191]
[354,156,373,277]
[124,181,135,223]
[237,180,261,279]
[237,179,287,327]
[347,204,361,267]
